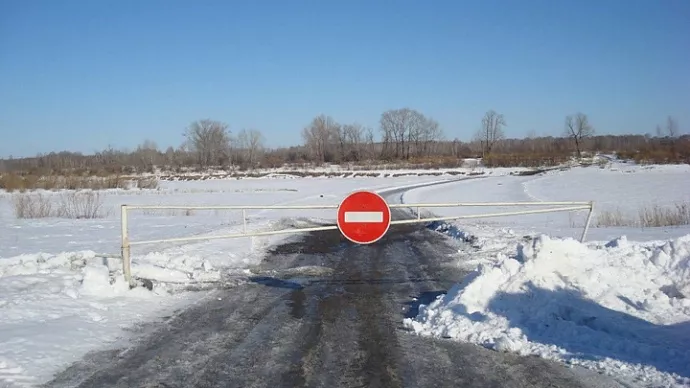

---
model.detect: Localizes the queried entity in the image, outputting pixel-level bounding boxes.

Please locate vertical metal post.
[121,205,133,287]
[417,206,421,220]
[242,209,250,250]
[580,201,594,243]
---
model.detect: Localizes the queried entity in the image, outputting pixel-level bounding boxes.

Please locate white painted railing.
[120,201,594,285]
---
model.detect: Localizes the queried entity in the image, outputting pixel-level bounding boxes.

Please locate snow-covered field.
[401,162,690,387]
[0,174,455,387]
[1,162,690,387]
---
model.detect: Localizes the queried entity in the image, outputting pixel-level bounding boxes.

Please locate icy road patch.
[404,233,690,388]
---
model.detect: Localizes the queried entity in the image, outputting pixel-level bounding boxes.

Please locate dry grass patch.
[141,208,196,217]
[136,177,159,189]
[1,173,159,192]
[13,193,54,218]
[59,192,108,219]
[595,209,629,227]
[638,203,690,227]
[596,201,690,228]
[13,191,108,219]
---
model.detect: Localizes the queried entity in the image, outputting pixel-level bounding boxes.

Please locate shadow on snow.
[456,282,690,379]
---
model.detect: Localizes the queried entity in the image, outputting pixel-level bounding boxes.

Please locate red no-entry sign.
[337,191,392,244]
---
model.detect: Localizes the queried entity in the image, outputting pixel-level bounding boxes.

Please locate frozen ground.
[402,162,690,387]
[0,173,456,387]
[2,163,690,387]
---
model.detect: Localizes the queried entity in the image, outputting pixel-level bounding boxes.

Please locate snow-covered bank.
[403,162,690,242]
[153,163,524,180]
[403,234,690,387]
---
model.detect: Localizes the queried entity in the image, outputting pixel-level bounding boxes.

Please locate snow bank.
[404,234,690,387]
[0,251,197,386]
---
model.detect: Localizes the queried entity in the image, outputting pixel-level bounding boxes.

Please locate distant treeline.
[1,110,688,177]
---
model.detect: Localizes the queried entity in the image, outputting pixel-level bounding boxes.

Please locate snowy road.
[43,186,625,388]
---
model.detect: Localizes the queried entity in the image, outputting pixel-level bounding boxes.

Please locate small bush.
[13,191,107,219]
[141,208,195,217]
[639,203,690,227]
[136,177,159,189]
[13,193,54,218]
[596,201,690,228]
[59,191,107,219]
[595,208,629,227]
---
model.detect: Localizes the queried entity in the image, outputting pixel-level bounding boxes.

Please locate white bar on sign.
[344,211,384,223]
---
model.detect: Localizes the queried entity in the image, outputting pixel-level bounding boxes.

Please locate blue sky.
[1,0,688,158]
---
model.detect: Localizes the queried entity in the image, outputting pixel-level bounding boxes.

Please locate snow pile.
[133,252,222,284]
[404,234,690,387]
[0,251,197,386]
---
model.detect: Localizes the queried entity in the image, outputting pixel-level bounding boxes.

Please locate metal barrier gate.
[120,200,593,285]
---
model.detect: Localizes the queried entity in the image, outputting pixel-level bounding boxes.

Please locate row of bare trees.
[181,120,265,169]
[300,108,445,163]
[472,110,600,159]
[379,108,443,160]
[301,115,374,163]
[1,111,686,176]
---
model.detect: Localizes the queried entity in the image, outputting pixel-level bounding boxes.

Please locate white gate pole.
[580,201,594,243]
[121,205,132,286]
[120,201,596,258]
[242,209,250,250]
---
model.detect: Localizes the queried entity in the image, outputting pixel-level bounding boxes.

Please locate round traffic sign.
[336,191,392,244]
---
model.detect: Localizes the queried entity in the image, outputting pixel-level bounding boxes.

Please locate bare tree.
[340,123,365,161]
[564,112,594,158]
[655,117,680,138]
[235,130,248,165]
[380,108,427,159]
[363,126,375,161]
[133,140,159,171]
[655,124,664,137]
[474,110,506,158]
[139,140,158,151]
[236,129,265,168]
[302,115,339,163]
[330,125,347,163]
[246,129,264,166]
[163,146,177,167]
[665,116,679,138]
[183,119,232,168]
[416,117,443,157]
[380,108,405,159]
